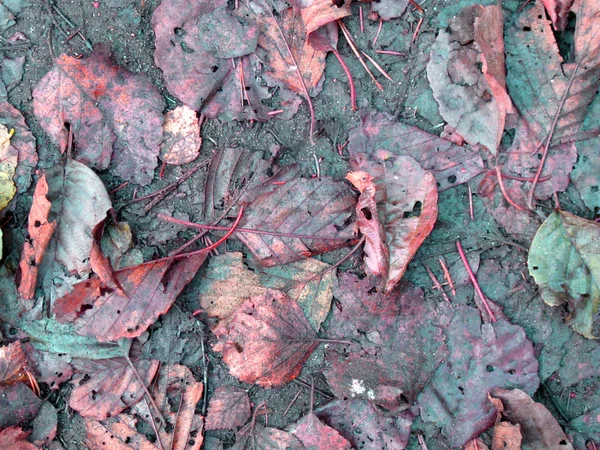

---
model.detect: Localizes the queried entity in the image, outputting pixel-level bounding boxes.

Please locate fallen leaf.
[571,135,600,211]
[370,0,408,21]
[505,0,600,148]
[0,341,27,386]
[0,382,41,429]
[346,171,390,280]
[213,289,319,387]
[84,416,157,450]
[28,401,58,446]
[541,0,575,30]
[68,344,159,420]
[232,422,304,450]
[491,388,574,450]
[428,4,509,153]
[465,439,489,450]
[491,422,522,450]
[0,123,16,211]
[205,386,251,430]
[236,175,356,266]
[315,399,414,450]
[17,174,56,300]
[160,105,202,165]
[197,252,336,331]
[288,412,352,449]
[0,101,37,194]
[348,112,484,191]
[53,254,207,342]
[300,0,352,37]
[32,46,164,185]
[418,306,540,448]
[0,427,39,450]
[22,344,73,390]
[325,274,449,409]
[528,211,600,338]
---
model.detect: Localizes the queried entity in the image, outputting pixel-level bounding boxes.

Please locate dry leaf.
[205,386,251,430]
[160,105,202,165]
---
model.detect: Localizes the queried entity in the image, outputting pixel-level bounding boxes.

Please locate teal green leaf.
[528,211,600,339]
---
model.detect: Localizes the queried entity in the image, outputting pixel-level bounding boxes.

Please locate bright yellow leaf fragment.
[0,124,16,212]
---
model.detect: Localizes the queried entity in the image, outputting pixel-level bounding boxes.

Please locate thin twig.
[424,264,451,303]
[467,183,474,220]
[293,378,334,400]
[373,18,383,46]
[338,20,383,91]
[361,51,393,81]
[456,239,497,323]
[283,390,302,416]
[495,165,526,211]
[439,257,456,296]
[331,47,357,110]
[123,355,166,424]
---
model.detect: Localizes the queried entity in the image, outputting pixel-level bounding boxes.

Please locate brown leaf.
[288,412,352,449]
[232,422,304,450]
[300,0,351,37]
[491,388,574,450]
[53,254,207,342]
[205,386,251,430]
[22,344,73,391]
[0,427,39,450]
[0,382,42,429]
[32,46,164,185]
[197,252,336,331]
[90,220,123,296]
[428,4,509,153]
[160,105,202,165]
[236,175,356,266]
[69,348,159,420]
[18,173,56,300]
[348,112,484,191]
[213,289,319,387]
[492,422,522,450]
[84,416,157,450]
[0,341,27,386]
[346,171,390,280]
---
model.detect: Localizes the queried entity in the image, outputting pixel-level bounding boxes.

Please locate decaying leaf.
[160,105,202,165]
[0,341,27,386]
[300,0,352,37]
[491,388,574,450]
[0,427,38,450]
[528,211,600,339]
[213,289,319,387]
[53,254,207,342]
[418,306,540,447]
[69,348,159,420]
[232,422,304,450]
[197,252,335,331]
[505,0,600,148]
[33,46,164,185]
[325,274,449,409]
[17,174,56,300]
[316,399,414,450]
[428,4,510,153]
[348,112,484,191]
[236,175,356,267]
[205,386,251,430]
[0,382,42,430]
[541,0,575,31]
[84,416,157,450]
[346,171,390,280]
[288,412,352,449]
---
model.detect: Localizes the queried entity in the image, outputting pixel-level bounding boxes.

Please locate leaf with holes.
[541,0,574,31]
[418,306,540,448]
[528,211,600,339]
[197,252,335,331]
[33,46,164,184]
[68,344,159,420]
[213,289,319,387]
[505,0,600,148]
[348,112,484,192]
[325,274,450,410]
[235,175,356,267]
[205,386,251,430]
[53,254,207,342]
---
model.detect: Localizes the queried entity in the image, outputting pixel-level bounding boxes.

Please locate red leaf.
[541,0,575,31]
[32,46,164,185]
[0,427,39,450]
[288,412,352,449]
[69,350,159,420]
[301,0,352,37]
[53,254,206,342]
[0,341,27,386]
[18,173,56,300]
[315,399,414,450]
[84,417,157,450]
[205,386,251,430]
[236,175,356,266]
[213,289,319,387]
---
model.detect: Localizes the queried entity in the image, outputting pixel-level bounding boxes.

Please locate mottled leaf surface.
[205,386,251,430]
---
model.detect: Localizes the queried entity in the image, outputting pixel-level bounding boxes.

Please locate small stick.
[412,16,424,43]
[361,51,393,81]
[359,7,364,33]
[123,355,166,424]
[313,153,321,179]
[375,50,407,56]
[467,183,474,220]
[373,18,383,46]
[438,257,456,296]
[200,336,209,415]
[486,170,551,183]
[553,192,561,211]
[110,181,129,194]
[424,264,451,303]
[293,378,334,400]
[338,21,383,91]
[495,165,526,211]
[456,240,497,323]
[268,109,284,116]
[417,435,430,450]
[283,390,302,416]
[331,47,358,110]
